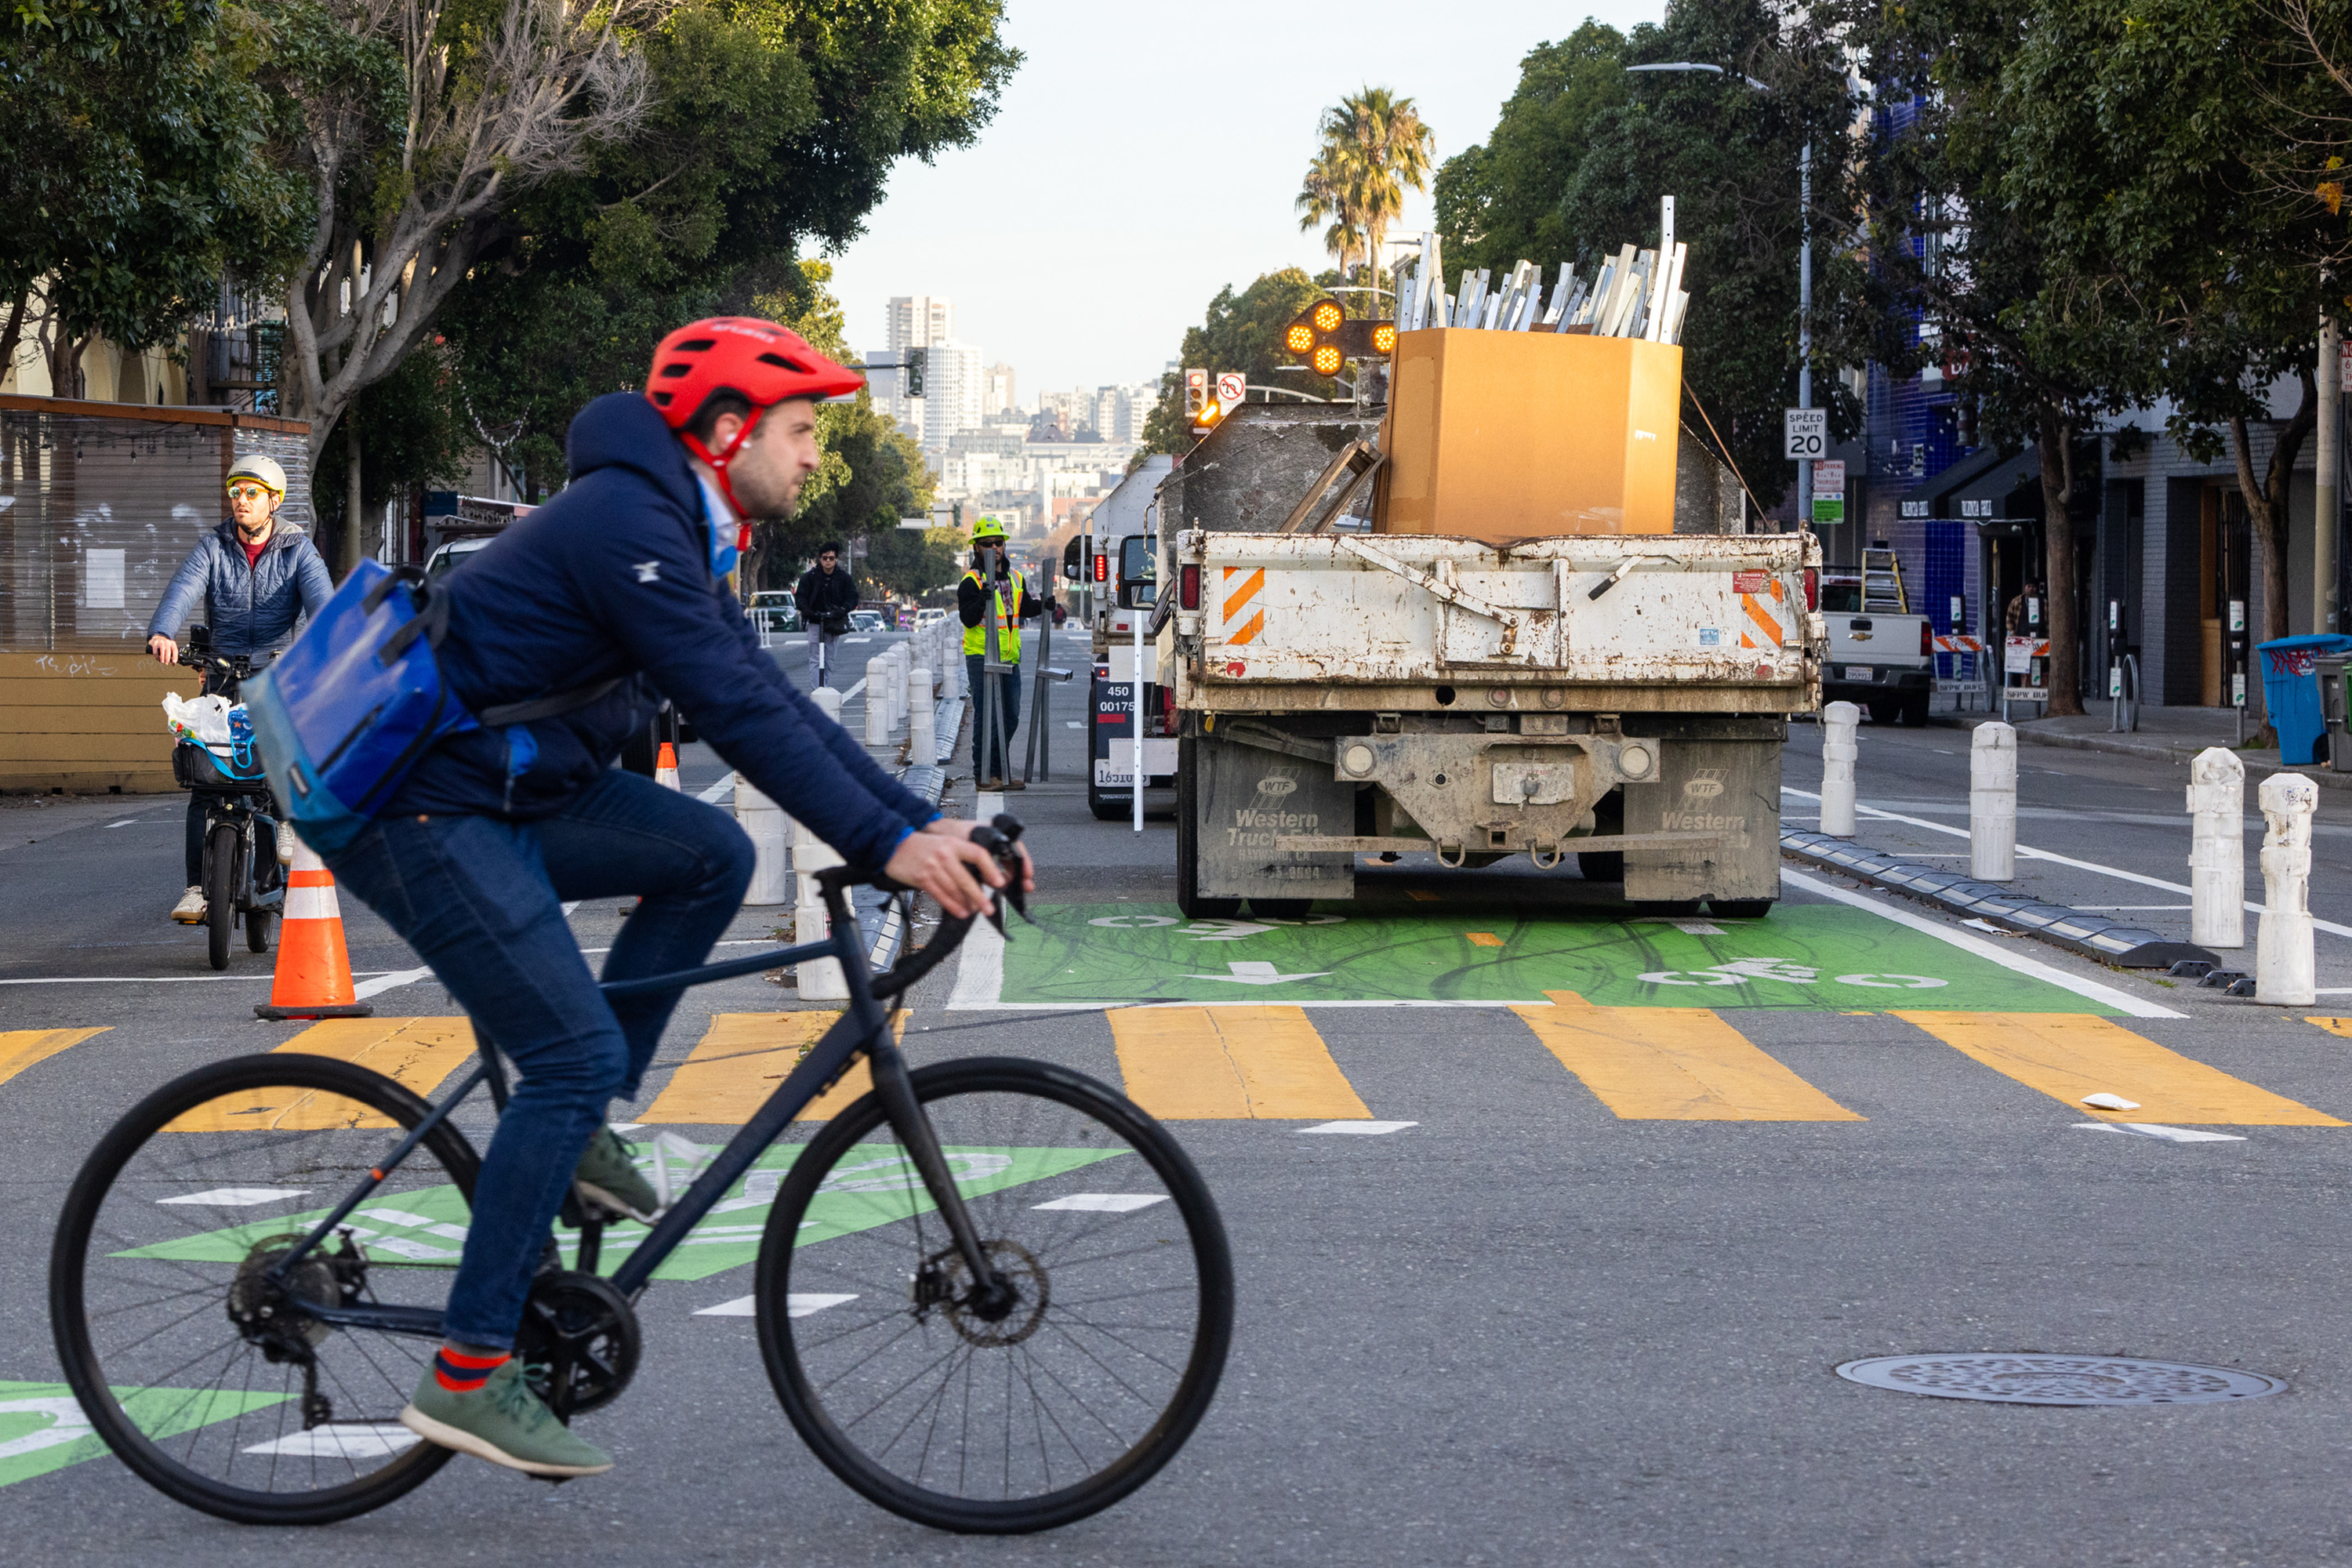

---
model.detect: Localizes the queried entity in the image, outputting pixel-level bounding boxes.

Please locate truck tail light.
[1180,563,1201,611]
[1920,620,1933,657]
[1803,568,1818,612]
[1160,687,1176,734]
[1094,554,1108,583]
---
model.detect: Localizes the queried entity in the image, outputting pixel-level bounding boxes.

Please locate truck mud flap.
[1621,738,1780,902]
[1192,732,1356,902]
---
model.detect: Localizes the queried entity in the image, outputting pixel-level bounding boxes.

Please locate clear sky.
[822,0,1668,400]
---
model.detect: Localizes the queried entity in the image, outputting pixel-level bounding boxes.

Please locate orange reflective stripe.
[1222,568,1264,622]
[1740,592,1784,645]
[1228,609,1266,647]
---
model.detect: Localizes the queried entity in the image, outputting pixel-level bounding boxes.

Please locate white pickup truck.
[1161,524,1823,917]
[1817,574,1933,726]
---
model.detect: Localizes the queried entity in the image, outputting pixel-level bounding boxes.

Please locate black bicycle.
[49,818,1232,1533]
[172,631,283,969]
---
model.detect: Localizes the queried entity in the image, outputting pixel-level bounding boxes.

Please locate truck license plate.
[1845,665,1874,681]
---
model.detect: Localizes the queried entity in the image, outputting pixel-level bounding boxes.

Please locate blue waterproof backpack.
[243,559,617,855]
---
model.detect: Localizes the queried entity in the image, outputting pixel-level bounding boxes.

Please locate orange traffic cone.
[255,837,374,1021]
[655,740,681,791]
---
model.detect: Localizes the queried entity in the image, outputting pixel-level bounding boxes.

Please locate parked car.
[747,590,801,634]
[848,608,886,633]
[423,535,494,579]
[916,607,949,630]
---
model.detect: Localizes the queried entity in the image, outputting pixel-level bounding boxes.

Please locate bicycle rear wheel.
[204,822,238,971]
[755,1057,1232,1534]
[50,1053,481,1524]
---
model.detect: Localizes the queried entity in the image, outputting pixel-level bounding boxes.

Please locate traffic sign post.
[1784,408,1827,459]
[1215,371,1245,407]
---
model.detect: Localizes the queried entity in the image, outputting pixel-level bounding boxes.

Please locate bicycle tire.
[50,1052,481,1526]
[245,907,273,953]
[205,822,238,971]
[754,1057,1232,1534]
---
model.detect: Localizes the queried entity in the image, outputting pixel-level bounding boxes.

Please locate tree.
[1295,87,1434,284]
[1534,1,1867,504]
[429,1,1019,499]
[1432,24,1628,278]
[0,1,307,391]
[1927,0,2338,731]
[1138,269,1346,456]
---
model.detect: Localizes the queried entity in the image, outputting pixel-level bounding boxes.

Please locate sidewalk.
[1926,703,2352,792]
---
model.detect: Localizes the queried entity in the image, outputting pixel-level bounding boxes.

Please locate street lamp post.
[1627,62,1810,532]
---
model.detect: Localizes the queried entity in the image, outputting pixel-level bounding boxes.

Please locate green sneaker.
[400,1356,612,1477]
[574,1124,660,1221]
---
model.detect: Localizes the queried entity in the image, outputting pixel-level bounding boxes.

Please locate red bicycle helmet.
[645,317,864,511]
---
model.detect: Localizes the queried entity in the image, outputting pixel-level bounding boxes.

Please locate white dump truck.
[1152,313,1820,918]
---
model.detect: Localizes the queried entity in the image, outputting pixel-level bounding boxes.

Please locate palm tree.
[1295,87,1436,287]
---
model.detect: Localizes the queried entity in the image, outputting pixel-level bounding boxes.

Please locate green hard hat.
[970,518,1010,543]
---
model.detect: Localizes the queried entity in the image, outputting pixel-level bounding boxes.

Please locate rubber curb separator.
[1779,829,2217,971]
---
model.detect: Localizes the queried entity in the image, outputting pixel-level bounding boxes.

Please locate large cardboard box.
[1377,328,1682,539]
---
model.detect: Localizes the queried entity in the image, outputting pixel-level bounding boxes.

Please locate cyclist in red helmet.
[316,317,1033,1480]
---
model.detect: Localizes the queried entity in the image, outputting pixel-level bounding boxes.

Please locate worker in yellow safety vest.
[958,518,1041,789]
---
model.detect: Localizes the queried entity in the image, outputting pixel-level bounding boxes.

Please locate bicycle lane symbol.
[1636,957,1949,992]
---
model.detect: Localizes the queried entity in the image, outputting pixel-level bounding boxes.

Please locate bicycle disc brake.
[514,1271,641,1421]
[911,1239,1050,1348]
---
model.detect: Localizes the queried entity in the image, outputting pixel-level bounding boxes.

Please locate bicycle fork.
[865,1038,1014,1315]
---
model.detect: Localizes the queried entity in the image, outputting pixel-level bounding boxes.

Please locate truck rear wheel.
[1175,737,1241,920]
[1249,899,1314,920]
[1867,697,1900,725]
[1708,899,1775,920]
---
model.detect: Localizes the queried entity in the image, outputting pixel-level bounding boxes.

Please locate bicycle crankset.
[515,1271,641,1420]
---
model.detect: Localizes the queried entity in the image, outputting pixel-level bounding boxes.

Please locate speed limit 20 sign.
[1784,407,1827,459]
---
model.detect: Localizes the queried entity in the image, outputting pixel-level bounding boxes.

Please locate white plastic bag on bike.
[162,691,235,750]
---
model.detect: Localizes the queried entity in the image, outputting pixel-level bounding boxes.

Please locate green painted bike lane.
[993,902,2118,1013]
[121,1142,1125,1283]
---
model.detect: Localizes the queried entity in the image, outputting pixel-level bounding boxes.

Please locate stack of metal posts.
[1389,197,1691,347]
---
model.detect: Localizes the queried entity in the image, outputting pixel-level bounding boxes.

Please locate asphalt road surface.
[9,684,2352,1566]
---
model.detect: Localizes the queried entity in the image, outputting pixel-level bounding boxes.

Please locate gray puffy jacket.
[148,520,336,657]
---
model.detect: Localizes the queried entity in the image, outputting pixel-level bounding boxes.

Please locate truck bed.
[1173,530,1821,712]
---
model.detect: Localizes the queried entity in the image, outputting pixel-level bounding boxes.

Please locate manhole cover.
[1835,1354,2284,1406]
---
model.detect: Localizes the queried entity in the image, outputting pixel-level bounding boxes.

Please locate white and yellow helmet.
[226,453,288,497]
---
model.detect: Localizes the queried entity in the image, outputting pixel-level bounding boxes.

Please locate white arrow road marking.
[1183,920,1274,941]
[1183,960,1333,985]
[1301,1120,1418,1135]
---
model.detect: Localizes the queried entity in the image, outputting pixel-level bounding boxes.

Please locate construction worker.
[959,520,1040,789]
[146,453,332,923]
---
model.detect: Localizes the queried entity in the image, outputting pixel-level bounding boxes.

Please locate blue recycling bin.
[2256,633,2352,763]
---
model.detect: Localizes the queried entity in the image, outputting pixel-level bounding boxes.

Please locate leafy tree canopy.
[1138,268,1347,456]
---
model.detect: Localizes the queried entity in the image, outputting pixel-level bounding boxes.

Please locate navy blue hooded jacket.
[147,520,335,657]
[388,393,935,869]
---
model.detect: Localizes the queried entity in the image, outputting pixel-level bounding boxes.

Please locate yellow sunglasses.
[226,482,278,501]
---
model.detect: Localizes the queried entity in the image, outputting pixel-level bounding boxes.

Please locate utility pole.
[1796,141,1813,536]
[2320,312,2341,633]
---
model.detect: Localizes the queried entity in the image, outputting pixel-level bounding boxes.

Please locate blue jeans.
[966,653,1021,782]
[323,768,753,1349]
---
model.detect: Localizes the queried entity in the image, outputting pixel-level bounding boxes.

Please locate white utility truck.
[1151,274,1821,919]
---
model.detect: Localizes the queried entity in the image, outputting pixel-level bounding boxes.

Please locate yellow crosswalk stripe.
[1513,991,1864,1121]
[0,1028,107,1089]
[643,1012,898,1125]
[168,1018,481,1131]
[1107,1005,1372,1120]
[1896,1012,2347,1125]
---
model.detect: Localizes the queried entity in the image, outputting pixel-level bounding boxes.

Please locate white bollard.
[2187,746,2246,949]
[890,645,910,731]
[863,657,888,745]
[2256,773,2318,1005]
[910,667,936,766]
[733,772,790,906]
[1970,721,2016,881]
[792,815,847,1000]
[1820,700,1860,837]
[811,685,843,729]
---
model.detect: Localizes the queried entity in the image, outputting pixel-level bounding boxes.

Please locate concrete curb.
[1780,829,2216,971]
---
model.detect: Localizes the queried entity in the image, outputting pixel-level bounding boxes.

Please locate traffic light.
[1183,368,1207,420]
[1285,302,1394,376]
[904,347,926,397]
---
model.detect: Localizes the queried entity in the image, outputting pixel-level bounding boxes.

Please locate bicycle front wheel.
[755,1057,1232,1534]
[50,1053,481,1525]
